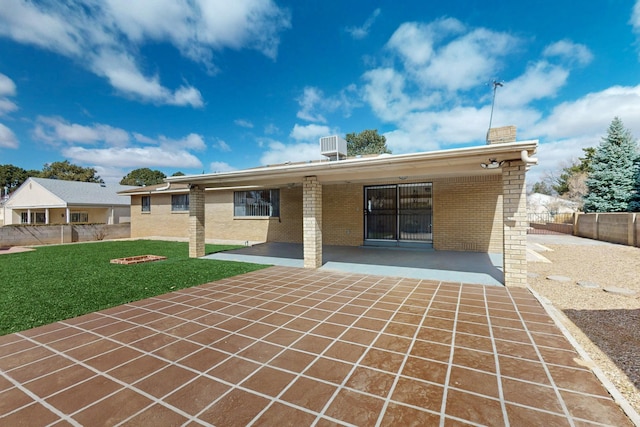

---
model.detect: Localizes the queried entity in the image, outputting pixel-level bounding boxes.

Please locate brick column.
[189,185,205,258]
[303,176,322,268]
[502,161,528,287]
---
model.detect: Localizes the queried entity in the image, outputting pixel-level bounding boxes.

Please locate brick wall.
[433,175,503,252]
[130,194,189,238]
[322,183,364,246]
[130,176,505,254]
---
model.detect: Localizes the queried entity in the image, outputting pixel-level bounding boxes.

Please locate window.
[171,194,189,211]
[20,212,46,224]
[70,212,89,223]
[141,195,151,212]
[234,189,280,217]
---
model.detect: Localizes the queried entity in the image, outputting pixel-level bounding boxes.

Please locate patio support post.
[303,176,322,268]
[502,160,528,287]
[189,184,205,258]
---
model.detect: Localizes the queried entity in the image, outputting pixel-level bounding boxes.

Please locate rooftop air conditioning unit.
[319,135,347,161]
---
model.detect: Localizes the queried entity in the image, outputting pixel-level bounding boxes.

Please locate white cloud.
[234,119,254,128]
[259,138,325,166]
[0,73,16,97]
[631,1,640,32]
[210,161,236,172]
[214,138,231,152]
[387,19,465,66]
[543,40,593,66]
[290,123,333,142]
[33,116,206,171]
[529,85,640,140]
[499,61,569,107]
[264,123,279,135]
[0,0,290,106]
[33,116,130,146]
[0,123,18,148]
[296,85,359,123]
[346,8,381,40]
[63,146,203,169]
[0,73,18,116]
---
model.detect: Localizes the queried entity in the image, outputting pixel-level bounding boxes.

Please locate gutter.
[521,150,538,165]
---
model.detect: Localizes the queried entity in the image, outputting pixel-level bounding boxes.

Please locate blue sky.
[1,1,640,184]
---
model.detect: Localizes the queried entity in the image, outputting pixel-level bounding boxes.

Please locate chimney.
[486,125,516,145]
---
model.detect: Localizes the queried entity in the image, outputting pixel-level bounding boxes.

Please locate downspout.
[157,182,171,191]
[520,150,538,165]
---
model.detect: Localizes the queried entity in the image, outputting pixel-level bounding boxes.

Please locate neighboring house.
[121,127,538,287]
[3,177,137,225]
[527,193,579,222]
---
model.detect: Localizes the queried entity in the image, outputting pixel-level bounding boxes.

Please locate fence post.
[630,213,637,247]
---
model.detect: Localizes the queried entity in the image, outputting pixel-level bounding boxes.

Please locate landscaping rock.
[546,275,572,283]
[603,287,638,297]
[577,281,600,289]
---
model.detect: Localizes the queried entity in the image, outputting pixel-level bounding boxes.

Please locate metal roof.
[21,178,137,206]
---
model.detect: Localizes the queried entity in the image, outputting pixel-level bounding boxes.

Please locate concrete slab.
[204,243,504,286]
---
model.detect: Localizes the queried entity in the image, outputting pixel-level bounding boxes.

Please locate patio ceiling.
[165,141,538,188]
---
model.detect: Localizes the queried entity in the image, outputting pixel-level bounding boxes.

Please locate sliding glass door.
[365,183,432,244]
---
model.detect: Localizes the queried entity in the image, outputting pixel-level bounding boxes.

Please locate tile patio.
[0,266,634,426]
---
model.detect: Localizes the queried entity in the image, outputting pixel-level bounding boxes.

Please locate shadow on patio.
[205,243,504,286]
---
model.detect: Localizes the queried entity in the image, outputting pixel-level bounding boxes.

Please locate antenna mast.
[486,80,503,143]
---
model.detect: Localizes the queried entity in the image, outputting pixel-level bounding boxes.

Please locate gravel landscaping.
[527,234,640,415]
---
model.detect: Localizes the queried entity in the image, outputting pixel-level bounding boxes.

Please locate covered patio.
[205,243,505,286]
[164,136,539,288]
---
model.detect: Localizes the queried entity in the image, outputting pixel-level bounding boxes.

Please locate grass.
[0,240,269,335]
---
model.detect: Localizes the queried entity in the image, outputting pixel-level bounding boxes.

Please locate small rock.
[546,275,572,282]
[603,287,638,297]
[577,281,600,289]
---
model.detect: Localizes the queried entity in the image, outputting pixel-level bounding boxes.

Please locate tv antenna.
[486,80,503,143]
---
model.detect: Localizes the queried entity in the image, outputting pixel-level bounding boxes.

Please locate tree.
[345,129,391,156]
[553,147,595,195]
[120,168,167,186]
[40,160,103,183]
[583,117,639,212]
[0,164,31,196]
[531,181,554,195]
[171,171,185,177]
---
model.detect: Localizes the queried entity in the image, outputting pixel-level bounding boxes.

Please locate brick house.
[121,128,537,287]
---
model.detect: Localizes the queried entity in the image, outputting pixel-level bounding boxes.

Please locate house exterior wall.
[130,175,503,253]
[433,175,503,253]
[130,193,190,238]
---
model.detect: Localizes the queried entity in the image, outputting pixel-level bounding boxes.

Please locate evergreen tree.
[583,117,639,212]
[553,147,595,195]
[345,129,391,156]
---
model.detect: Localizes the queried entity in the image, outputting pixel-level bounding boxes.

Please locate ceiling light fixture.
[480,159,505,169]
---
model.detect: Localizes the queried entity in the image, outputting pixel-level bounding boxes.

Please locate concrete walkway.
[0,266,633,426]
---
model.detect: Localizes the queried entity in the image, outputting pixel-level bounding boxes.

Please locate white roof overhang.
[164,140,538,189]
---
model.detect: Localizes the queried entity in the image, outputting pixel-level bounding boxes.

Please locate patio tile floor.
[0,266,634,426]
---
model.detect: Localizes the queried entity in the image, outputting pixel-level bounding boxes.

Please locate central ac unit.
[319,135,347,161]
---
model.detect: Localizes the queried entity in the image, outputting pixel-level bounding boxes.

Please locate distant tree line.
[531,117,640,212]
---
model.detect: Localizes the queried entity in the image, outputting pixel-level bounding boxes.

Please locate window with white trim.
[234,189,280,217]
[70,212,89,223]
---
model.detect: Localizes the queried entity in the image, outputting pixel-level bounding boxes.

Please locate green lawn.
[0,240,268,335]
